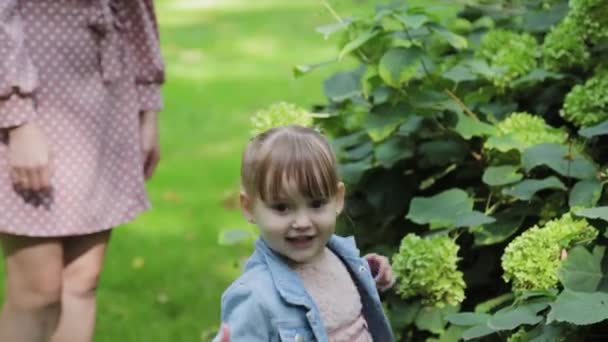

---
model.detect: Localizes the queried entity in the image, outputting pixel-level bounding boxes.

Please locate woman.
[0,0,164,341]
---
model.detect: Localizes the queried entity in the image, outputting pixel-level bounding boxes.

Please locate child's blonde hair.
[241,125,340,202]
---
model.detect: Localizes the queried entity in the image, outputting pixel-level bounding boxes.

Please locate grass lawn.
[101,1,367,340]
[0,1,457,341]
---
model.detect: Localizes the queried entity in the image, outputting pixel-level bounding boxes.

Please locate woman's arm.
[0,0,38,129]
[127,0,165,114]
[127,0,165,179]
[0,1,51,192]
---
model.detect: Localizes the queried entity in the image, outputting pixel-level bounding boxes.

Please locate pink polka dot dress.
[0,0,165,237]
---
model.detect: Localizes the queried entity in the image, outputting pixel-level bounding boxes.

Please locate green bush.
[393,234,465,308]
[476,30,539,91]
[561,68,608,127]
[250,102,314,136]
[501,214,597,292]
[293,0,608,340]
[542,16,589,71]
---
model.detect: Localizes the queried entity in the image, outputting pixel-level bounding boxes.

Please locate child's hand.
[364,253,395,292]
[220,324,230,342]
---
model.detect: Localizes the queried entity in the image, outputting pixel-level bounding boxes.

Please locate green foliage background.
[293,0,608,340]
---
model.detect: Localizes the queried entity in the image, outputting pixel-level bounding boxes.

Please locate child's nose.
[291,212,312,229]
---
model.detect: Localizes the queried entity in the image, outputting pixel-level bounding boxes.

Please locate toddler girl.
[216,125,395,341]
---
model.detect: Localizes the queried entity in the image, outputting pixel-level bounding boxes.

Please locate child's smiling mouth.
[285,235,316,249]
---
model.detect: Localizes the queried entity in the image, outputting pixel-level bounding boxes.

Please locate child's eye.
[311,198,328,209]
[271,203,289,213]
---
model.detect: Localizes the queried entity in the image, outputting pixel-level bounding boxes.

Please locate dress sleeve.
[0,0,38,129]
[128,0,165,113]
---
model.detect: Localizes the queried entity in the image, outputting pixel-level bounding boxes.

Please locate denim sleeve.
[360,256,382,301]
[213,284,271,342]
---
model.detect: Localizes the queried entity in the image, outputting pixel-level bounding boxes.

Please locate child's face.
[241,181,345,264]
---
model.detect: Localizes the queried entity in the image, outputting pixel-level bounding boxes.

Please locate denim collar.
[252,235,362,308]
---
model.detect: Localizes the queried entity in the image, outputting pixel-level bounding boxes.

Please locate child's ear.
[336,182,346,215]
[240,191,255,223]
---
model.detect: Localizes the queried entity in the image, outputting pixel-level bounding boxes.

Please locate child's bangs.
[257,141,338,202]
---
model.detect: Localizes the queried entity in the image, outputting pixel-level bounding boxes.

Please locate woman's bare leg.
[49,230,111,342]
[0,234,63,342]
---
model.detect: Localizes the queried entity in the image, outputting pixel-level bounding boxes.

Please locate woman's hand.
[140,111,160,180]
[364,253,396,292]
[8,122,52,192]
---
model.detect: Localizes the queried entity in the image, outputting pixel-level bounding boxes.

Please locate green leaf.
[371,86,392,105]
[528,324,566,342]
[473,208,524,246]
[315,19,352,39]
[389,300,421,327]
[579,120,608,138]
[342,141,373,161]
[396,116,424,136]
[569,179,603,208]
[547,290,608,325]
[375,136,413,168]
[293,59,336,78]
[368,125,400,142]
[445,312,491,326]
[461,324,495,340]
[487,302,548,330]
[502,177,567,201]
[378,47,423,88]
[365,117,405,142]
[393,13,429,29]
[474,293,516,313]
[406,88,450,110]
[511,69,563,87]
[522,143,597,180]
[415,306,447,334]
[516,289,559,302]
[361,66,379,98]
[339,155,373,184]
[407,188,489,229]
[482,165,523,186]
[434,325,467,342]
[521,2,569,32]
[454,113,497,140]
[332,131,368,151]
[466,59,494,78]
[364,104,412,142]
[472,16,494,30]
[430,26,468,50]
[323,68,364,102]
[558,246,605,292]
[293,65,314,78]
[339,29,379,60]
[454,211,495,227]
[574,206,608,222]
[479,101,518,121]
[443,64,477,83]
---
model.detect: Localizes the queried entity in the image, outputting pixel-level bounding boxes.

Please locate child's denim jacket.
[213,234,394,342]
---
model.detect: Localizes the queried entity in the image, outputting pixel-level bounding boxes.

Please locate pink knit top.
[292,248,373,342]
